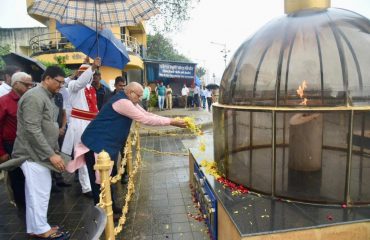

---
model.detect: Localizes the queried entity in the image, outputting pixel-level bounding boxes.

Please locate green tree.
[150,0,200,33]
[196,66,206,79]
[40,55,72,76]
[0,44,11,70]
[146,33,190,62]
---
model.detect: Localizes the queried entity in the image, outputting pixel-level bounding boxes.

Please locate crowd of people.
[143,82,216,112]
[0,58,186,240]
[181,84,215,111]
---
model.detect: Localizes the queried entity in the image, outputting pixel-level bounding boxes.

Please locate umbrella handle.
[94,0,99,57]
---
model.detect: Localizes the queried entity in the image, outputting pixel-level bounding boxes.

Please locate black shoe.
[83,191,93,198]
[113,206,122,214]
[74,172,79,182]
[56,181,72,187]
[120,174,129,184]
[113,214,120,222]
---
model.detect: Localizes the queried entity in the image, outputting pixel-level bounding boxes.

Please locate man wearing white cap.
[61,57,101,197]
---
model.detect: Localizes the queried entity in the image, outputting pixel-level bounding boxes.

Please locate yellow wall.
[100,66,122,86]
[126,55,144,70]
[35,51,143,70]
[132,33,146,46]
[35,52,121,86]
[35,52,89,65]
[110,26,121,36]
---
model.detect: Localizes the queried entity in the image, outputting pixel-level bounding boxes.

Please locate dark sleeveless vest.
[81,91,132,160]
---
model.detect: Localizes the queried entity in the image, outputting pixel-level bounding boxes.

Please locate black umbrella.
[2,52,46,82]
[206,83,220,90]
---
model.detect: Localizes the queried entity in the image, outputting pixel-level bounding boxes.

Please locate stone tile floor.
[0,134,211,240]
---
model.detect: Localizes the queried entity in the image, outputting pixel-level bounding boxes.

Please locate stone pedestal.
[289,113,323,171]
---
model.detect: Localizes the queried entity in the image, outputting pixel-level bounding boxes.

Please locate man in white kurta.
[62,58,101,195]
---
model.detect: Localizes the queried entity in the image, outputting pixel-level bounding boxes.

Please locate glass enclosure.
[214,107,370,204]
[214,8,370,205]
[219,8,370,107]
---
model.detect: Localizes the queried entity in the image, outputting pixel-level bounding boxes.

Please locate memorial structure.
[189,0,370,239]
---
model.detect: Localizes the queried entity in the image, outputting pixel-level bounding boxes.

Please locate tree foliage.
[150,0,200,33]
[196,66,206,79]
[146,33,190,62]
[0,44,11,70]
[40,55,72,76]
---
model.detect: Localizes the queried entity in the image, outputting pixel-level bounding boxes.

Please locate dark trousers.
[142,99,148,111]
[3,141,26,209]
[207,97,213,111]
[201,96,206,109]
[194,94,200,107]
[187,96,194,108]
[85,150,118,205]
[52,132,67,186]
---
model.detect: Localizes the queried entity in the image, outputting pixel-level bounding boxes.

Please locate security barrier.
[95,117,202,239]
[95,122,141,239]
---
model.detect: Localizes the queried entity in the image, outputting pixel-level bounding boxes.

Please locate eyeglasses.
[53,78,65,86]
[131,91,143,99]
[19,81,35,88]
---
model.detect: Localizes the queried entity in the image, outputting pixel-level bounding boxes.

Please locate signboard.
[158,63,195,79]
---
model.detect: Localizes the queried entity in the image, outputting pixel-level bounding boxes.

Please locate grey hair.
[125,82,143,92]
[11,72,32,86]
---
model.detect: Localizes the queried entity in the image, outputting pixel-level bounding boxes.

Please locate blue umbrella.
[56,22,130,69]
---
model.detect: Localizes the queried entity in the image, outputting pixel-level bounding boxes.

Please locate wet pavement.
[0,108,213,240]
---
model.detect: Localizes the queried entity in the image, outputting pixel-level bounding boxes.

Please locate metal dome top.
[219,8,370,107]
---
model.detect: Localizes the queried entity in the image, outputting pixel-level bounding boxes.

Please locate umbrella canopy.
[29,0,160,29]
[206,83,220,90]
[57,22,130,69]
[2,52,46,82]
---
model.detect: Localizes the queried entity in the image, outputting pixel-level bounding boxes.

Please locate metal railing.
[96,122,141,239]
[29,32,142,56]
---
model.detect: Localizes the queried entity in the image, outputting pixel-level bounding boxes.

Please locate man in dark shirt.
[156,82,166,111]
[0,72,33,210]
[113,76,126,94]
[92,72,111,110]
[51,92,71,191]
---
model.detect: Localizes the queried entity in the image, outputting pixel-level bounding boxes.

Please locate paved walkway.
[0,107,213,240]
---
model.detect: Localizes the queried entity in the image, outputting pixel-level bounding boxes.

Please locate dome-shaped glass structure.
[220,8,370,107]
[214,8,370,205]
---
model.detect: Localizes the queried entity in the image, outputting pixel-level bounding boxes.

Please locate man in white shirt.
[205,88,213,112]
[0,66,21,97]
[62,57,101,197]
[181,84,189,109]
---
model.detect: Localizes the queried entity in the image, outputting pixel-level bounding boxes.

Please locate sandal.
[28,226,64,237]
[31,230,70,240]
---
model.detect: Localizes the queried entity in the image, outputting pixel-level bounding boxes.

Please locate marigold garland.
[182,117,203,136]
[200,160,248,195]
[114,126,142,235]
[139,126,198,137]
[179,117,206,152]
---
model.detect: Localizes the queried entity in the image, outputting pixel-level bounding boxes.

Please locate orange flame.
[296,80,308,105]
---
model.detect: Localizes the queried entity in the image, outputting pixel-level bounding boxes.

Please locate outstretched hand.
[170,118,187,128]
